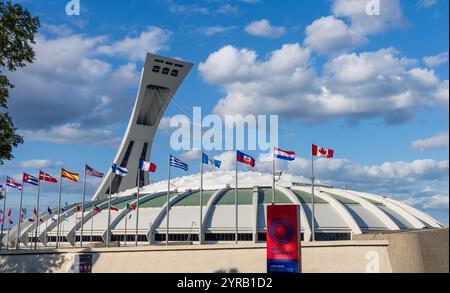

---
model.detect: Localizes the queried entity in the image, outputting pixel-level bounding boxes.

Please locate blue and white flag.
[112,163,128,177]
[202,153,221,168]
[170,155,189,171]
[23,173,39,186]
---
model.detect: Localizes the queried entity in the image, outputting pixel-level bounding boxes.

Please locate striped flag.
[274,147,296,161]
[170,155,189,171]
[86,165,104,178]
[6,177,22,190]
[61,168,80,182]
[139,160,157,173]
[23,173,39,186]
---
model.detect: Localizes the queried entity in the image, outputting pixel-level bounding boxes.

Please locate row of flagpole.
[0,143,335,250]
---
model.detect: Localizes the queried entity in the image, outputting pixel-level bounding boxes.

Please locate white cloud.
[418,0,437,8]
[423,51,449,67]
[305,16,367,55]
[244,19,286,38]
[181,149,201,161]
[217,4,240,15]
[20,124,122,147]
[305,0,406,54]
[199,45,449,124]
[412,132,449,152]
[197,26,237,36]
[96,26,172,61]
[19,160,63,169]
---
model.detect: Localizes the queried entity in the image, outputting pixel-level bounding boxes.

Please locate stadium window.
[152,65,160,73]
[161,67,170,75]
[170,69,179,77]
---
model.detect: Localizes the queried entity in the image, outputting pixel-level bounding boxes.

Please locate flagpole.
[311,153,315,242]
[235,151,238,244]
[45,214,48,247]
[34,174,41,250]
[56,169,63,249]
[166,156,171,246]
[0,178,7,251]
[90,208,94,248]
[7,221,11,250]
[106,173,112,247]
[135,169,140,247]
[16,176,25,249]
[124,205,128,247]
[80,164,87,248]
[272,149,276,205]
[199,152,203,245]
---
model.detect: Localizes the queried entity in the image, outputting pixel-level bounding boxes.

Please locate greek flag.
[170,155,189,171]
[111,163,128,176]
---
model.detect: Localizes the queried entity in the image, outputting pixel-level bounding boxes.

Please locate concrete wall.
[0,240,392,273]
[354,228,449,273]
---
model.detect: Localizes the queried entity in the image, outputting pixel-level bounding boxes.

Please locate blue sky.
[1,0,448,225]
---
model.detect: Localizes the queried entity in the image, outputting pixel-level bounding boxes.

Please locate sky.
[0,0,448,225]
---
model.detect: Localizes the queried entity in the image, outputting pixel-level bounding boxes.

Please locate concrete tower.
[92,53,193,199]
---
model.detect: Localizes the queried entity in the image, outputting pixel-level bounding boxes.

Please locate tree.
[0,0,40,164]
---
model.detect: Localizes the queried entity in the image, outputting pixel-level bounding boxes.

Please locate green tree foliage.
[0,0,40,164]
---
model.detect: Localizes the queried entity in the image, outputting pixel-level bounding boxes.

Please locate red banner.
[266,204,301,273]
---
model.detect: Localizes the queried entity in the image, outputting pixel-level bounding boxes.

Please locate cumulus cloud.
[96,26,172,61]
[423,51,449,67]
[412,132,449,152]
[244,19,286,38]
[305,0,406,54]
[305,16,367,55]
[217,4,241,15]
[199,44,449,124]
[7,28,152,145]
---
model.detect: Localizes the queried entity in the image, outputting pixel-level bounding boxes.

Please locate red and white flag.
[312,144,334,158]
[39,171,58,183]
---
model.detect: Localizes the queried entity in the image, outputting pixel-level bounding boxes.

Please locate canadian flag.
[312,144,334,158]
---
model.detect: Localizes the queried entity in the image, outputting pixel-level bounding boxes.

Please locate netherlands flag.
[274,148,296,161]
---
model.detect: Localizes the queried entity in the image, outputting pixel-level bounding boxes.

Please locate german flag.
[61,168,79,182]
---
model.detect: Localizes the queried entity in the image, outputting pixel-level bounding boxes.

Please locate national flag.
[61,207,66,213]
[127,203,136,211]
[85,165,104,178]
[0,184,3,190]
[111,164,128,177]
[23,173,39,186]
[61,168,79,182]
[76,205,81,212]
[39,218,44,223]
[110,206,119,212]
[6,177,22,191]
[94,205,102,213]
[39,171,57,183]
[139,160,157,173]
[28,218,35,223]
[274,147,296,161]
[7,209,11,217]
[47,206,53,215]
[169,155,189,171]
[21,208,26,219]
[312,144,334,158]
[202,153,221,168]
[8,219,13,225]
[236,151,255,168]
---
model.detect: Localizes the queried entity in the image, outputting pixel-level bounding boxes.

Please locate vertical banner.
[266,204,301,273]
